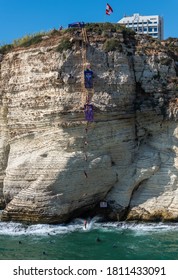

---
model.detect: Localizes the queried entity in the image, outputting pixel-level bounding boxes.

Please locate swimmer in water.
[96,237,102,242]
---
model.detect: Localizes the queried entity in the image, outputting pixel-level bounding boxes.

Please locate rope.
[80,28,95,179]
[81,28,88,105]
[81,27,94,105]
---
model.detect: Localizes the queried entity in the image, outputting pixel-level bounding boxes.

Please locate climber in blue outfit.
[84,69,93,88]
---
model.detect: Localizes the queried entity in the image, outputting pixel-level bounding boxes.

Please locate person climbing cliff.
[84,68,93,89]
[84,103,94,122]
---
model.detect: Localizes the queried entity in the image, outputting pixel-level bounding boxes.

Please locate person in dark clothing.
[84,103,94,122]
[84,220,87,229]
[84,69,93,88]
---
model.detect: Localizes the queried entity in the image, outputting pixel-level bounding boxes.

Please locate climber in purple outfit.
[84,103,94,122]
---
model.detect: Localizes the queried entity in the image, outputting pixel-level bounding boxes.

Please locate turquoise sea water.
[0,218,178,260]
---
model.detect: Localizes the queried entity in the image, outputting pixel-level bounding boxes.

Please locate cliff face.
[0,26,178,223]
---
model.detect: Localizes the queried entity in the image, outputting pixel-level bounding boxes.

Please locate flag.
[106,3,113,15]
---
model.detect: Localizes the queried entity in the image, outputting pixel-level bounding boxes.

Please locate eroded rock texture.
[0,27,178,222]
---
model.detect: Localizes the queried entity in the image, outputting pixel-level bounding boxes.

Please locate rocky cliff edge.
[0,23,178,223]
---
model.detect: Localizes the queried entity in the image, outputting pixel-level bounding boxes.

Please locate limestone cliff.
[0,24,178,223]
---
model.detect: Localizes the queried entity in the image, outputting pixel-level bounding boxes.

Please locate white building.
[118,13,164,40]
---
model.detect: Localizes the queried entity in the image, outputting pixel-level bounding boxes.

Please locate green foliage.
[50,28,60,36]
[56,38,73,52]
[85,22,125,35]
[122,27,135,37]
[0,32,48,54]
[166,37,176,43]
[63,22,125,36]
[63,27,78,34]
[103,38,123,52]
[0,44,14,54]
[13,33,45,47]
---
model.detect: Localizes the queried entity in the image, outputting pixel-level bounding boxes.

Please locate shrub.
[101,22,117,32]
[85,23,103,35]
[50,28,60,36]
[122,28,135,37]
[56,38,73,52]
[0,44,14,54]
[103,38,123,52]
[13,34,43,47]
[85,22,124,36]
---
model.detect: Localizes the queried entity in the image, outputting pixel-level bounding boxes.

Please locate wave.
[96,221,178,234]
[1,217,178,236]
[0,216,101,236]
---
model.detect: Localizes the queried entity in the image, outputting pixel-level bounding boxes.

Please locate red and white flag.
[106,3,113,15]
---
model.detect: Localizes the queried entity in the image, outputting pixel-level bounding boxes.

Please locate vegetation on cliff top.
[0,32,47,54]
[0,22,178,56]
[103,38,123,52]
[0,23,134,54]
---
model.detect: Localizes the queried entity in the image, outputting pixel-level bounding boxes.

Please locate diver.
[84,220,87,229]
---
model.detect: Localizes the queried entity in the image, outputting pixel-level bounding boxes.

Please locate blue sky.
[0,0,177,45]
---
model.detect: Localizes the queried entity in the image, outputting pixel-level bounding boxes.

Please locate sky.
[0,0,178,45]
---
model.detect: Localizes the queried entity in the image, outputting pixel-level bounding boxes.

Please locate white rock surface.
[0,31,178,222]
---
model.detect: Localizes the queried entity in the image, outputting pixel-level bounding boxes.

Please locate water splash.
[71,216,102,231]
[0,218,178,236]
